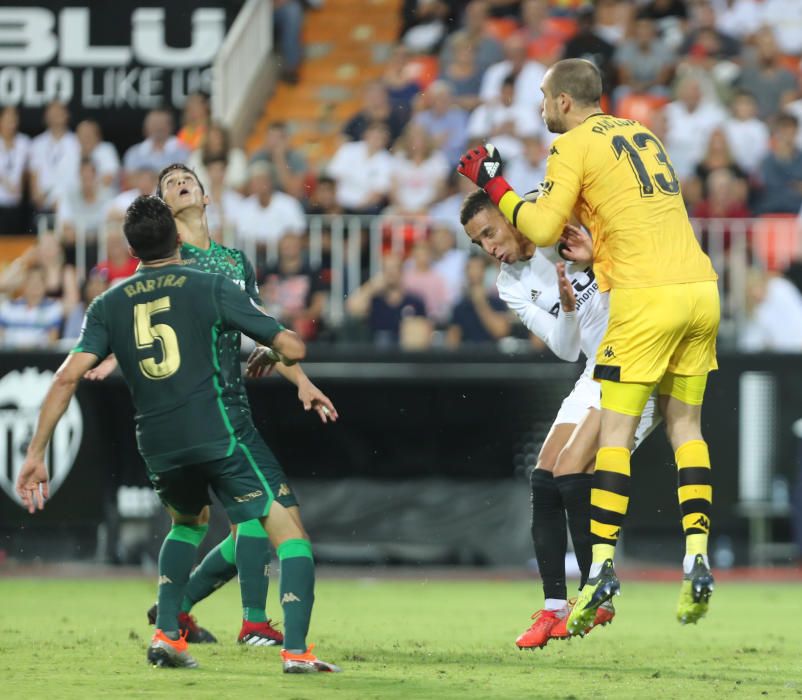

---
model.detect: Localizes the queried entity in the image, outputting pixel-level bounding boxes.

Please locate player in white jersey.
[460,189,659,649]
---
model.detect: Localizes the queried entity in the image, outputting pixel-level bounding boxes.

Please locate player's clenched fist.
[456,143,513,205]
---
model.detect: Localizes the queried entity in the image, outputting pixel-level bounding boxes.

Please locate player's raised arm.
[16,351,99,513]
[457,142,580,248]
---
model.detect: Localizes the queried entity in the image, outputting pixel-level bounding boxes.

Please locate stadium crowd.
[2,0,802,352]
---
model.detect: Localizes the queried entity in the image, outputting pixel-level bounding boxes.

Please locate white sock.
[683,553,709,574]
[544,598,568,615]
[589,562,603,579]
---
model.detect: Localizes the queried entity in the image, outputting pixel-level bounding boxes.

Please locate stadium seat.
[751,214,802,272]
[485,17,519,41]
[615,94,670,128]
[406,55,439,90]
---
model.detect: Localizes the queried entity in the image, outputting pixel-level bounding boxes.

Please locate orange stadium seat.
[406,55,440,90]
[615,94,669,128]
[486,17,520,41]
[751,214,802,272]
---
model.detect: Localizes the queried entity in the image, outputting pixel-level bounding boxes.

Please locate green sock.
[155,523,208,632]
[181,533,237,613]
[236,519,269,623]
[278,538,315,651]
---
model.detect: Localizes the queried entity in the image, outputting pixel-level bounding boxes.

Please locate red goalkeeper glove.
[456,143,513,205]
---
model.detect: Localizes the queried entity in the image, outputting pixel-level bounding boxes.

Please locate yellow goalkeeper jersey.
[501,114,717,291]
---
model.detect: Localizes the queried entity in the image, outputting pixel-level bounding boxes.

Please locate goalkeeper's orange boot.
[147,629,199,668]
[549,597,615,638]
[238,619,284,646]
[281,644,341,673]
[515,609,565,649]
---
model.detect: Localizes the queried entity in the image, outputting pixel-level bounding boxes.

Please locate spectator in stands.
[430,223,468,310]
[613,13,675,105]
[62,270,108,342]
[105,167,158,223]
[236,161,307,245]
[739,268,802,352]
[260,233,327,340]
[343,81,407,145]
[177,92,210,151]
[0,106,30,236]
[273,0,306,84]
[439,0,504,75]
[93,228,138,284]
[755,113,802,215]
[0,265,63,348]
[29,101,80,215]
[189,122,248,193]
[122,109,189,180]
[714,0,763,42]
[761,0,802,56]
[305,175,344,216]
[389,123,450,216]
[694,128,748,196]
[446,254,510,346]
[413,80,469,166]
[203,155,244,246]
[56,159,112,263]
[517,0,567,66]
[504,135,547,194]
[35,231,79,314]
[664,74,726,180]
[402,239,451,322]
[723,91,771,175]
[692,169,751,255]
[439,36,484,111]
[250,121,307,199]
[479,34,547,115]
[429,171,478,232]
[782,74,802,151]
[382,44,423,124]
[592,0,632,46]
[641,0,688,23]
[75,120,120,190]
[467,74,544,159]
[561,5,617,93]
[327,121,395,214]
[736,28,797,121]
[679,0,740,59]
[399,0,459,54]
[346,252,427,347]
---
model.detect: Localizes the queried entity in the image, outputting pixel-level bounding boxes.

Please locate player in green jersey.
[17,196,340,673]
[87,163,338,647]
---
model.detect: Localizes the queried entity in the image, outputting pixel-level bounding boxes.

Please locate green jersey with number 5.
[73,265,283,472]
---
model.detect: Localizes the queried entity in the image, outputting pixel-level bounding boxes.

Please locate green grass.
[1,576,800,699]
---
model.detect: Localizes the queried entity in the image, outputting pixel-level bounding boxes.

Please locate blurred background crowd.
[2,0,802,355]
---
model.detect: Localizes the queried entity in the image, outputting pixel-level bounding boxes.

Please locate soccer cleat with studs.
[566,559,620,636]
[147,629,199,668]
[677,554,714,625]
[238,619,284,646]
[515,609,565,650]
[551,598,615,639]
[281,644,342,673]
[146,604,217,643]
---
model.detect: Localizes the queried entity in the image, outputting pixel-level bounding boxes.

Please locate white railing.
[38,214,802,336]
[211,0,273,141]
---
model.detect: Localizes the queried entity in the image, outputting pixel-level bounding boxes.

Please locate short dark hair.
[123,195,178,261]
[775,112,799,130]
[459,189,493,226]
[156,163,205,199]
[546,59,602,106]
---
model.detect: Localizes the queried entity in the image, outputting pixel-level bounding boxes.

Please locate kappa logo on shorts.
[233,489,263,503]
[603,345,615,359]
[277,483,292,497]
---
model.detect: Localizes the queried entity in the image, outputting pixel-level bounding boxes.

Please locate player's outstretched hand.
[246,346,277,378]
[16,457,49,514]
[556,262,576,313]
[558,225,593,265]
[298,380,339,424]
[84,354,118,381]
[457,143,505,189]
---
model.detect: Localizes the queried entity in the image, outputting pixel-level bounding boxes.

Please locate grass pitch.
[1,575,800,700]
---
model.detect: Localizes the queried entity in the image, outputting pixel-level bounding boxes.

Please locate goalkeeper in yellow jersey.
[457,58,719,632]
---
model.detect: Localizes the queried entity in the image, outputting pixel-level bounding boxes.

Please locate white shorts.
[553,373,662,453]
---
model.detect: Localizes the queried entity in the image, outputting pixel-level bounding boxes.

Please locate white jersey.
[497,246,607,377]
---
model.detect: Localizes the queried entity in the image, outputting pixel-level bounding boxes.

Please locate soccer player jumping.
[458,59,719,630]
[17,196,340,672]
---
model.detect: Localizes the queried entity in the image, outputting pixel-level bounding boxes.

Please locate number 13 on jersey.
[134,297,181,379]
[612,132,680,198]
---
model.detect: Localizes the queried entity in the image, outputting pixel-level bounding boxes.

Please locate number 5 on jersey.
[134,297,181,379]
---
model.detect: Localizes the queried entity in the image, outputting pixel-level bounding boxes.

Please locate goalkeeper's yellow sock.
[589,447,631,577]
